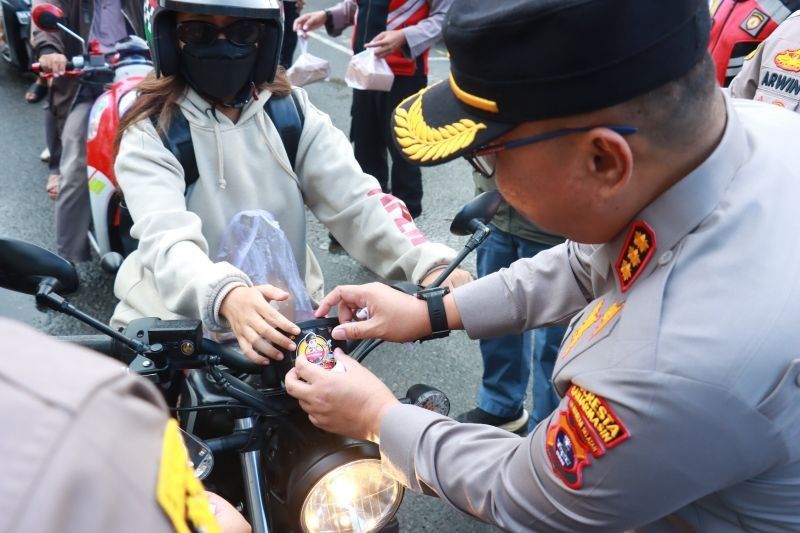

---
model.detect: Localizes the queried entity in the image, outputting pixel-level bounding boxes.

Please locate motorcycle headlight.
[300,458,402,533]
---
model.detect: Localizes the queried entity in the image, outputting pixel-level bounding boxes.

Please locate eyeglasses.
[176,20,265,47]
[465,125,638,178]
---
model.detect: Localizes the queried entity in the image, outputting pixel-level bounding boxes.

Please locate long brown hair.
[114,68,293,155]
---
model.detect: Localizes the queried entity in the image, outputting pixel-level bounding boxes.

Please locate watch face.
[414,389,450,416]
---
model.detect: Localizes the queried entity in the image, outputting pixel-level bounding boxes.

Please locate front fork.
[236,416,271,533]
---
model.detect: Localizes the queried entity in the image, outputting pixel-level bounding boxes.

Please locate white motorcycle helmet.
[143,0,284,84]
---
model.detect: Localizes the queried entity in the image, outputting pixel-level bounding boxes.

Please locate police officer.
[285,0,800,530]
[730,9,800,111]
[0,319,249,533]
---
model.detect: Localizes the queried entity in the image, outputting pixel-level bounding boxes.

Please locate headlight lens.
[300,459,402,533]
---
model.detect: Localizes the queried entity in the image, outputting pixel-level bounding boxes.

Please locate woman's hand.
[285,350,399,441]
[220,285,301,364]
[294,10,326,34]
[420,267,473,290]
[314,282,430,342]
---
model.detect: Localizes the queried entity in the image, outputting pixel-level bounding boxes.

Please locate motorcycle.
[31,3,152,273]
[0,0,33,70]
[0,191,502,532]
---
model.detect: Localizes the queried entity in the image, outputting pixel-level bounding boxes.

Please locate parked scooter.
[31,3,151,273]
[1,0,33,70]
[0,190,502,532]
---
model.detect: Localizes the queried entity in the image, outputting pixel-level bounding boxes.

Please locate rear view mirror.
[32,4,65,32]
[0,238,79,295]
[450,190,503,236]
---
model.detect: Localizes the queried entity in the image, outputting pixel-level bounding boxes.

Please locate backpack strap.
[151,91,305,195]
[150,111,199,191]
[264,91,305,170]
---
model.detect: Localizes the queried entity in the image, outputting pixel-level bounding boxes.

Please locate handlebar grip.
[31,61,76,74]
[55,335,116,356]
[200,339,263,374]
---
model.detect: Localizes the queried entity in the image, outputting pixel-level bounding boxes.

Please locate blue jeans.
[476,225,566,430]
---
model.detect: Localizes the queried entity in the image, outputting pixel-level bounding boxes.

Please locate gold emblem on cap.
[449,73,499,113]
[394,86,487,163]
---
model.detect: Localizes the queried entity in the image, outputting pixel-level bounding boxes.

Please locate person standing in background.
[294,0,453,219]
[279,0,305,69]
[455,166,566,435]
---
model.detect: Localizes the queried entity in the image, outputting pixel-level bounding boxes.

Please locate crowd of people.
[2,0,800,531]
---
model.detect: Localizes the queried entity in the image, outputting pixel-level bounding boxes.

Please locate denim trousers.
[475,225,567,429]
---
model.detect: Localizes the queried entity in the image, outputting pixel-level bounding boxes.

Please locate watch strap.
[416,287,450,340]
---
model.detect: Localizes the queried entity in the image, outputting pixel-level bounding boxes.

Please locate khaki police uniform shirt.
[730,10,800,111]
[0,319,215,533]
[378,97,800,531]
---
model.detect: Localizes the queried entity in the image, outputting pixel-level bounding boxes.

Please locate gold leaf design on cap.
[394,94,487,163]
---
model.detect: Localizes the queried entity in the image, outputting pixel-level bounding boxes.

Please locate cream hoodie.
[111,86,455,331]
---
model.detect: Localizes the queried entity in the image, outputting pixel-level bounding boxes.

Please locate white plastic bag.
[214,210,315,325]
[345,48,395,92]
[287,36,330,87]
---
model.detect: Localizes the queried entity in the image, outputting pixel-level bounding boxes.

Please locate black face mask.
[179,40,258,105]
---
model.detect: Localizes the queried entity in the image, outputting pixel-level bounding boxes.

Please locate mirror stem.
[429,223,491,288]
[35,279,152,354]
[56,22,87,54]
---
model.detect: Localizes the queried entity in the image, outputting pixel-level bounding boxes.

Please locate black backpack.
[150,92,305,191]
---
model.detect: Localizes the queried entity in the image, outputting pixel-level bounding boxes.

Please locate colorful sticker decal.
[296,332,336,369]
[560,299,624,358]
[740,8,768,38]
[546,410,590,490]
[615,220,656,292]
[775,48,800,73]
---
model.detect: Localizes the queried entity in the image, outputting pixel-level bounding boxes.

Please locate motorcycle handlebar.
[31,62,81,78]
[55,335,116,356]
[200,339,264,374]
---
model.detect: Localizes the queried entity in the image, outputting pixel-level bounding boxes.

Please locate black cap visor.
[392,79,515,167]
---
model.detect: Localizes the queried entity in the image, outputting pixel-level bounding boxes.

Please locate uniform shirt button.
[658,250,674,266]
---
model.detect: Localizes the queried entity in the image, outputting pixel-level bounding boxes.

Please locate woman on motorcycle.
[112,0,468,364]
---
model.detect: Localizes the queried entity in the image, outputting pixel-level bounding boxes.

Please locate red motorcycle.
[32,3,151,272]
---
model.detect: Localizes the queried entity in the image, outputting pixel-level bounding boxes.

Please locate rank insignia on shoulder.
[615,220,656,292]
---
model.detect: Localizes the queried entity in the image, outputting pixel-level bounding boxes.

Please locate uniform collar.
[590,94,749,291]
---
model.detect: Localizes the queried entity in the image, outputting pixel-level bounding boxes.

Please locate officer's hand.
[314,282,430,342]
[365,30,407,58]
[420,267,474,290]
[205,491,251,533]
[294,10,326,35]
[39,53,68,76]
[285,350,400,441]
[220,285,301,364]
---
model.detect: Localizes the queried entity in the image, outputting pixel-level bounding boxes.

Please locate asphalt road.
[0,3,511,530]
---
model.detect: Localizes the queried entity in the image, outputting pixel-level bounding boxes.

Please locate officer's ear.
[582,127,634,200]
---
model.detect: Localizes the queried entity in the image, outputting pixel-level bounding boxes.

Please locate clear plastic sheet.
[214,210,315,324]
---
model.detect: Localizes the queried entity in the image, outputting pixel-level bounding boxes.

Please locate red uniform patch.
[615,220,656,292]
[546,385,631,489]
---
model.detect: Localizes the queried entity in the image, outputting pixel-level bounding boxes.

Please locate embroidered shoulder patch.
[546,385,631,489]
[740,8,768,37]
[775,48,800,73]
[615,220,656,292]
[157,419,220,533]
[546,410,590,489]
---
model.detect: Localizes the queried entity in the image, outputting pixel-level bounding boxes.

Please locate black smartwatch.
[416,286,450,340]
[324,9,333,25]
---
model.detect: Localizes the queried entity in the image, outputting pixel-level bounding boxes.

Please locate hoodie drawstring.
[213,121,226,189]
